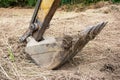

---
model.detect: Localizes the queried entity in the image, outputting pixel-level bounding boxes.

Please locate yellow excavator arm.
[20,0,61,42]
[38,0,54,22]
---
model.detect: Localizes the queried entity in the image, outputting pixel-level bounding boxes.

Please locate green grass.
[8,48,15,62]
[0,0,119,7]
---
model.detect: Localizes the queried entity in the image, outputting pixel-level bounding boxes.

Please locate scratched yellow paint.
[38,0,54,22]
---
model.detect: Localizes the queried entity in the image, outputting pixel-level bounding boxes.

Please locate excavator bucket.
[20,0,108,70]
[25,22,107,70]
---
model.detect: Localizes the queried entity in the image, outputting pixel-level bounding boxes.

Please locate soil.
[0,4,120,80]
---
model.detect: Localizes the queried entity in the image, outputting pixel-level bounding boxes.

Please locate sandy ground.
[0,4,120,80]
